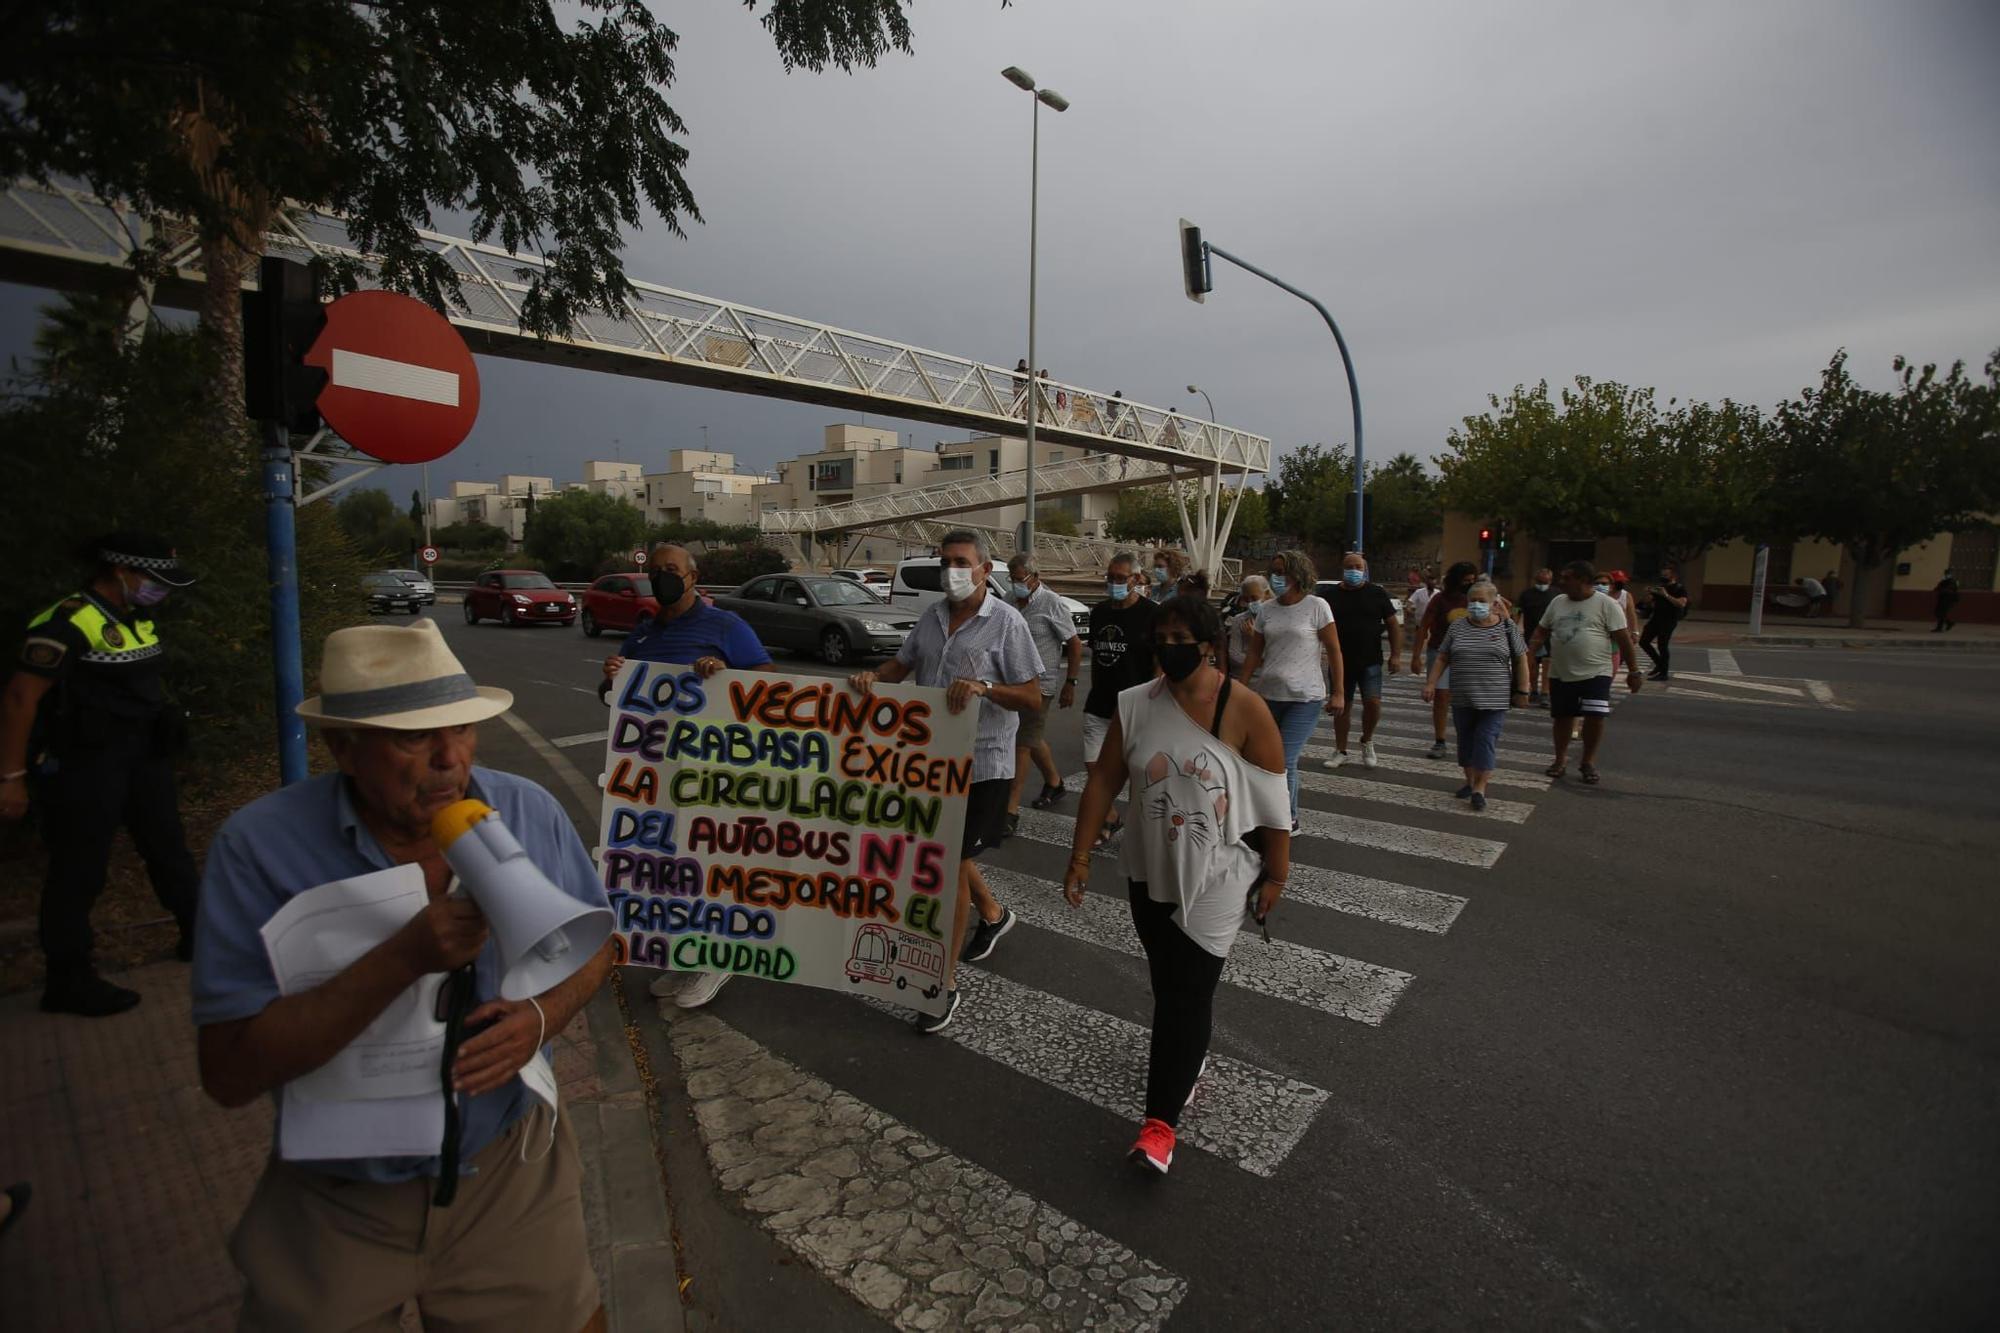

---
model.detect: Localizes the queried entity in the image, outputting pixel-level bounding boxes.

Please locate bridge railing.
[759,452,1178,535]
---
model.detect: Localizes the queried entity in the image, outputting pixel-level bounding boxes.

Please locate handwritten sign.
[596,662,974,1015]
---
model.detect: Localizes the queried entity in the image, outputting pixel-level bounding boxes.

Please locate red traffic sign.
[632,549,649,566]
[419,545,440,565]
[304,291,480,464]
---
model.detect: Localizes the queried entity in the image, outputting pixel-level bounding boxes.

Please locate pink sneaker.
[1129,1117,1175,1174]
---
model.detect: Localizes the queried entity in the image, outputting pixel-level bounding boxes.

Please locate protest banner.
[596,660,974,1015]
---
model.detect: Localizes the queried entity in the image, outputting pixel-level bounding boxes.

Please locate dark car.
[363,572,423,616]
[713,573,921,665]
[580,573,660,638]
[462,569,577,627]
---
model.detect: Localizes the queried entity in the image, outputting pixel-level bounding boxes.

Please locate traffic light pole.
[1198,242,1367,552]
[261,421,308,785]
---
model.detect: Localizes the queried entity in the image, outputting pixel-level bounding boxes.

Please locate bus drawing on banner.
[845,923,945,1000]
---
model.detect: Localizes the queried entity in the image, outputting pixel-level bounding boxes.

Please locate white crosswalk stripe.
[860,968,1331,1177]
[1297,769,1535,823]
[1303,744,1551,791]
[1708,648,1742,675]
[1347,730,1556,771]
[985,867,1416,1026]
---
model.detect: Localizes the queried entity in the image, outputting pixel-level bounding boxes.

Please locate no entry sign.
[304,291,480,464]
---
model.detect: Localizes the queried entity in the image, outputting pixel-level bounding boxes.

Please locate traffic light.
[1496,520,1510,551]
[243,257,328,433]
[1479,524,1494,548]
[1178,218,1211,304]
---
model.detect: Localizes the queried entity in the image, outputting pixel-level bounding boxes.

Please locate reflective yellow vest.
[27,594,163,665]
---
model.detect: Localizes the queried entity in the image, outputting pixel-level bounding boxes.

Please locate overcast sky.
[5,0,1996,501]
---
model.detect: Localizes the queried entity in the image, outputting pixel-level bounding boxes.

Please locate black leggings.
[1128,881,1227,1126]
[1639,615,1678,673]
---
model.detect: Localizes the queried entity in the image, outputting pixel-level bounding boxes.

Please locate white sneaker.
[648,972,676,999]
[1323,751,1349,770]
[1361,741,1379,769]
[675,971,734,1009]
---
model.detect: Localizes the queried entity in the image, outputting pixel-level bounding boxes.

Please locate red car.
[462,570,577,627]
[580,573,660,638]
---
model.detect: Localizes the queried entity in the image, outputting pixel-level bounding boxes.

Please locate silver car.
[713,574,922,665]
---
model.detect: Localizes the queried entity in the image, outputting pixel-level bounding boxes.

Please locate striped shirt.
[1438,617,1528,709]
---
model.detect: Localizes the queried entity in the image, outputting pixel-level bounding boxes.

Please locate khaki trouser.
[231,1103,597,1332]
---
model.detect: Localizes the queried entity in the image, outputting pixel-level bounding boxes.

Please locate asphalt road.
[416,607,2000,1330]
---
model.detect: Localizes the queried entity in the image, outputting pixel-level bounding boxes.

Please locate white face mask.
[1594,584,1611,595]
[945,567,978,602]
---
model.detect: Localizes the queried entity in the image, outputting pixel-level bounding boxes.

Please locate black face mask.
[1156,642,1204,682]
[650,571,686,605]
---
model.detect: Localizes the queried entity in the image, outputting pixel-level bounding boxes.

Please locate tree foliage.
[1109,482,1196,544]
[696,544,789,589]
[523,489,647,580]
[435,519,509,552]
[335,489,418,562]
[1,302,365,749]
[646,517,762,548]
[1267,444,1439,551]
[1767,349,2000,625]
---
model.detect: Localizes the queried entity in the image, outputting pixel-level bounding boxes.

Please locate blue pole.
[1201,243,1365,552]
[261,422,308,784]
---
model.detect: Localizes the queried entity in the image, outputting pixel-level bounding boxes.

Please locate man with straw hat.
[190,620,610,1332]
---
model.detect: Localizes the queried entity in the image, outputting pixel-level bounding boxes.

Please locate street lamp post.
[1002,66,1068,558]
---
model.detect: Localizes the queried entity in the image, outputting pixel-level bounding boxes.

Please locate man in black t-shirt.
[1082,552,1158,843]
[1319,553,1402,770]
[1639,565,1689,680]
[1514,567,1557,704]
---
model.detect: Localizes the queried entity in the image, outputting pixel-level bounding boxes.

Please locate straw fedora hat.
[297,620,513,730]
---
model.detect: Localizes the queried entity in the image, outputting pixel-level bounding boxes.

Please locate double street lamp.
[1001,65,1069,556]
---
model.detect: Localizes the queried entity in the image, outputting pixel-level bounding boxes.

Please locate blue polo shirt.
[604,602,771,697]
[190,766,605,1182]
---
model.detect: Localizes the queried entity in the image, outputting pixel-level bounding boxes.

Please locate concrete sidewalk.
[1671,611,2000,651]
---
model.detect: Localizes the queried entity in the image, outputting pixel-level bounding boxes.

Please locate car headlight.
[858,620,900,634]
[512,594,531,604]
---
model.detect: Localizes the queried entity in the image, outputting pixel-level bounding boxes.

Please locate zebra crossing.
[652,670,1561,1329]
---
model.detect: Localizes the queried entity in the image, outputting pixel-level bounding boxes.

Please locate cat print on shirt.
[1143,749,1230,849]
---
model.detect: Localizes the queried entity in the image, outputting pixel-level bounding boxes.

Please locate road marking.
[1668,672,1805,697]
[1665,687,1808,708]
[1017,803,1471,932]
[1296,770,1535,824]
[551,731,608,749]
[669,1012,1188,1329]
[1805,680,1848,711]
[530,677,599,696]
[1326,720,1554,768]
[1302,745,1551,791]
[860,969,1330,1177]
[987,868,1416,1025]
[496,712,602,810]
[1708,648,1742,676]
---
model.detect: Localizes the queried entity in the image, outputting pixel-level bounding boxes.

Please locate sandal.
[1545,762,1567,778]
[1030,783,1067,810]
[1579,764,1600,785]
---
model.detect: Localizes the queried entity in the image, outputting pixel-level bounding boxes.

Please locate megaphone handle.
[432,964,478,1208]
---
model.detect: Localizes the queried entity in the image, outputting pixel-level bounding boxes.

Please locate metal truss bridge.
[0,179,1272,480]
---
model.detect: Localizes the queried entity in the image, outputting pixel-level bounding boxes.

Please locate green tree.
[646,518,762,548]
[1767,348,2000,626]
[1110,482,1194,544]
[1618,397,1773,568]
[1365,452,1443,549]
[1035,505,1079,538]
[408,490,425,532]
[523,490,647,581]
[1222,484,1268,545]
[1,0,925,438]
[335,488,417,562]
[697,544,789,589]
[435,519,509,552]
[1266,444,1438,550]
[1439,378,1657,540]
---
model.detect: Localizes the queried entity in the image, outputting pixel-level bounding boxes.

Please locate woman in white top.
[1225,575,1271,679]
[1238,549,1344,832]
[1066,594,1291,1175]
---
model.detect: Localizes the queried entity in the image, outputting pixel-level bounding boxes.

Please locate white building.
[430,474,554,546]
[638,450,767,529]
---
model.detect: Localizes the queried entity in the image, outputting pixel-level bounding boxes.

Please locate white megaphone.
[432,799,614,1000]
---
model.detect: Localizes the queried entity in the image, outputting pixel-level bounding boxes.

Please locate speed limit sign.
[420,545,440,565]
[632,548,648,566]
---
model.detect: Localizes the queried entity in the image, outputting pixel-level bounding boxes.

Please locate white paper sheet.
[279,1088,446,1161]
[260,864,446,1104]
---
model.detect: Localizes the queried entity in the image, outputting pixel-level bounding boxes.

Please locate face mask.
[1342,569,1366,586]
[1268,575,1288,596]
[128,575,170,608]
[1156,642,1203,682]
[1594,584,1611,596]
[1153,566,1170,583]
[1107,581,1128,600]
[1534,582,1550,592]
[1011,582,1032,601]
[650,571,687,605]
[1466,601,1491,620]
[944,567,978,602]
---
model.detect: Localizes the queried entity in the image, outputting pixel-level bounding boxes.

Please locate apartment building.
[429,474,554,545]
[638,449,767,528]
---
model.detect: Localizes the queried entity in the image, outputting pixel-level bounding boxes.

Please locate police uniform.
[17,536,199,1013]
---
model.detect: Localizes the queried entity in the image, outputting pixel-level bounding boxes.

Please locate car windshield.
[363,574,402,589]
[501,573,557,590]
[391,571,427,584]
[808,580,881,607]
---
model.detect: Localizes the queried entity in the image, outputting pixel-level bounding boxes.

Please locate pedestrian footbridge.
[0,179,1271,479]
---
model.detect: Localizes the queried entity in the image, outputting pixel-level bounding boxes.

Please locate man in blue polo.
[598,541,776,1011]
[191,620,611,1331]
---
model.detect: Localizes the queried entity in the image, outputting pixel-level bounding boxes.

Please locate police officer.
[0,532,200,1016]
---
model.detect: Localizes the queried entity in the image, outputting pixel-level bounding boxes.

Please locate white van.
[891,557,1089,630]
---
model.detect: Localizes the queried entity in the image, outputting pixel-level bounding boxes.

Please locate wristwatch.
[1065,676,1080,686]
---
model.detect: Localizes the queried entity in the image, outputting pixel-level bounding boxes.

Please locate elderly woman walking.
[1422,580,1529,812]
[1239,549,1342,833]
[1226,575,1272,678]
[1066,595,1291,1174]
